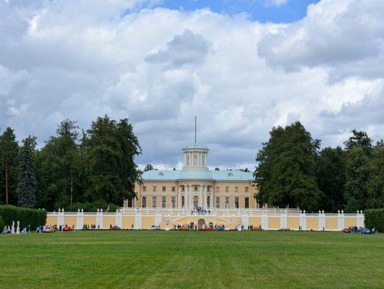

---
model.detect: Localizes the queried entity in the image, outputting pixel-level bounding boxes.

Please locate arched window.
[186,155,190,166]
[193,155,198,166]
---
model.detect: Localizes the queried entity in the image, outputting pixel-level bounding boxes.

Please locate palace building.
[129,143,259,211]
[46,139,364,231]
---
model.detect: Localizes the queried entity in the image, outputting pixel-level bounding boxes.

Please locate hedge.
[0,205,46,231]
[0,215,3,230]
[364,208,384,232]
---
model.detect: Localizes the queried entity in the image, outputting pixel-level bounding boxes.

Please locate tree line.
[254,121,384,213]
[0,116,141,211]
[2,117,383,213]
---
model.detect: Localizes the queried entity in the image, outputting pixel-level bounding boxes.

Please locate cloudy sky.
[1,0,384,170]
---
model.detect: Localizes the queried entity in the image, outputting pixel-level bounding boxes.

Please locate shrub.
[0,205,46,230]
[66,201,118,212]
[364,208,384,232]
[0,215,4,230]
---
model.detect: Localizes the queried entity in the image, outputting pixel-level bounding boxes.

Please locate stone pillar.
[300,210,307,231]
[241,212,249,229]
[96,209,104,229]
[178,186,182,209]
[58,208,65,228]
[155,210,162,227]
[357,210,364,228]
[337,210,345,231]
[115,209,123,228]
[280,210,287,229]
[210,191,213,209]
[318,210,325,231]
[189,185,192,209]
[134,208,142,229]
[261,211,268,230]
[76,209,84,230]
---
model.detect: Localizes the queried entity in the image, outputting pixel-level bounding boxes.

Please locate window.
[215,197,220,208]
[182,196,185,207]
[162,196,166,208]
[207,196,210,207]
[215,186,220,192]
[186,155,190,166]
[235,197,239,209]
[152,196,157,208]
[142,196,147,208]
[162,186,166,192]
[225,197,230,208]
[202,155,205,166]
[225,186,229,192]
[245,186,249,193]
[143,185,146,192]
[128,199,133,207]
[235,186,239,192]
[171,197,176,208]
[171,186,176,192]
[193,155,197,166]
[153,186,157,192]
[245,197,249,209]
[194,185,198,191]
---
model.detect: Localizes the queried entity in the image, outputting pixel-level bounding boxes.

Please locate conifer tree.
[17,137,37,208]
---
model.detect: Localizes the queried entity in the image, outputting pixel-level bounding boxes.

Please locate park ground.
[1,230,384,289]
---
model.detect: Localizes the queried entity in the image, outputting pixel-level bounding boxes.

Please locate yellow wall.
[325,218,338,230]
[269,217,280,229]
[306,218,319,230]
[287,218,299,230]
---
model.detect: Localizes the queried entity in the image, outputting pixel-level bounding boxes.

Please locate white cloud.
[0,0,383,168]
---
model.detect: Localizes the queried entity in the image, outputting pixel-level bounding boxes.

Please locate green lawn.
[1,230,383,289]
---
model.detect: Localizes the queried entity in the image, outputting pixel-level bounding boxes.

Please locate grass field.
[1,230,384,289]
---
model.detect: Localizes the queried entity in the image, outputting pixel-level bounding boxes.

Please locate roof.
[141,169,253,182]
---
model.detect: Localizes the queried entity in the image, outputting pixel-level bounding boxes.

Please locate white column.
[178,186,182,209]
[338,210,345,230]
[300,210,307,231]
[188,184,193,209]
[134,208,142,229]
[76,209,84,230]
[58,208,65,228]
[280,211,287,229]
[261,211,268,230]
[209,191,213,208]
[96,209,103,229]
[318,210,325,231]
[115,209,123,228]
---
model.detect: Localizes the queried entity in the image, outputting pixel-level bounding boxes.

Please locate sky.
[1,0,384,170]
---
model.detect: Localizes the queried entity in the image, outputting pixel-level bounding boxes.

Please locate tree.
[366,142,384,208]
[144,164,154,171]
[35,120,80,210]
[316,147,346,212]
[254,122,322,211]
[17,137,37,208]
[344,129,372,154]
[0,127,19,205]
[344,130,372,212]
[344,147,370,212]
[83,116,141,206]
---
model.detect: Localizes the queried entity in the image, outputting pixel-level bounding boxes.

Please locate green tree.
[344,130,372,212]
[344,129,372,154]
[83,116,141,206]
[35,120,80,210]
[254,122,322,211]
[0,127,19,205]
[366,142,384,208]
[144,164,154,171]
[17,137,37,208]
[344,147,370,212]
[316,147,346,212]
